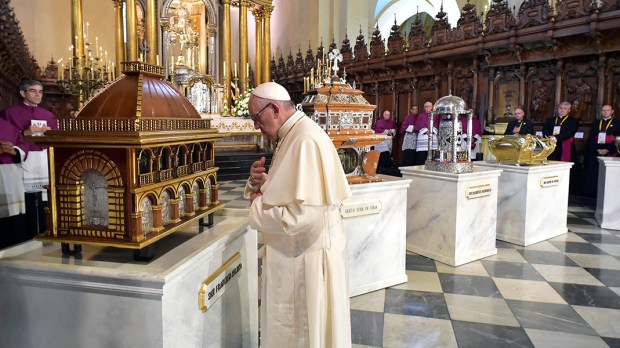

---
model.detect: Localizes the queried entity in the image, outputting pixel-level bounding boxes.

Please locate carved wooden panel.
[563,58,599,122]
[526,63,557,122]
[493,66,522,120]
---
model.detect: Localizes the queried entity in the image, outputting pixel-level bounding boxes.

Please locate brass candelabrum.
[57,42,113,105]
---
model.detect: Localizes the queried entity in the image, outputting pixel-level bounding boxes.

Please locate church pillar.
[597,55,606,110]
[472,60,478,111]
[126,0,139,61]
[239,0,249,93]
[262,5,273,82]
[71,0,85,60]
[113,0,125,76]
[207,28,217,76]
[145,0,158,65]
[222,0,232,115]
[253,8,263,85]
[488,68,496,124]
[555,59,564,104]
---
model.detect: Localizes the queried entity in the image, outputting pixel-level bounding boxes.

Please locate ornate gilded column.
[207,28,217,75]
[71,0,85,59]
[253,7,263,85]
[113,0,126,76]
[146,0,158,64]
[126,0,139,61]
[222,0,232,115]
[239,0,249,92]
[262,5,273,82]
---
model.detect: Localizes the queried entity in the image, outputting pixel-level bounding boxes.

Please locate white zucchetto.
[251,82,291,101]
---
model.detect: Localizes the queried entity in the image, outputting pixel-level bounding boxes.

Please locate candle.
[95,37,99,56]
[246,62,249,77]
[234,63,237,78]
[139,53,143,62]
[60,64,64,80]
[86,22,89,40]
[157,54,160,66]
[310,68,314,86]
[223,61,226,77]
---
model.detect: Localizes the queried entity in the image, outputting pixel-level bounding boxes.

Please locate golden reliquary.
[30,62,224,260]
[487,134,557,165]
[301,49,387,184]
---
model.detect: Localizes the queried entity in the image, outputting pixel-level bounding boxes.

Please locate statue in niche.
[568,78,593,117]
[82,169,109,226]
[503,90,515,117]
[459,80,473,107]
[531,80,551,114]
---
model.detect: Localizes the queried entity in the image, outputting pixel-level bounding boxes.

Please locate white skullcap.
[251,82,291,101]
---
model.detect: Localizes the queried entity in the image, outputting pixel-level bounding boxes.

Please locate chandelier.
[57,25,114,104]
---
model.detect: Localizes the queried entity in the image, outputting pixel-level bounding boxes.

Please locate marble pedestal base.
[343,176,411,297]
[401,165,502,266]
[477,161,573,246]
[596,157,620,230]
[0,216,258,348]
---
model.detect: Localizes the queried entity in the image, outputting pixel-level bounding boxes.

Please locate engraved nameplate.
[198,252,243,313]
[340,200,382,218]
[540,176,560,188]
[465,184,492,199]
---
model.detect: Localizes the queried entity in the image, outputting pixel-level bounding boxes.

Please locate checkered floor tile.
[218,180,620,347]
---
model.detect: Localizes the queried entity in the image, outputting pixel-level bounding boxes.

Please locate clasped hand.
[0,141,16,156]
[250,156,267,186]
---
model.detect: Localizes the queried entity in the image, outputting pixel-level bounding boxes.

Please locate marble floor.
[218,180,620,348]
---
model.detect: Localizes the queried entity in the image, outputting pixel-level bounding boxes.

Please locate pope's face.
[514,109,525,121]
[557,104,571,117]
[249,96,279,140]
[20,85,43,106]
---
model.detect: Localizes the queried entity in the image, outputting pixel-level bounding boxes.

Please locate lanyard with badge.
[598,118,612,144]
[553,116,567,135]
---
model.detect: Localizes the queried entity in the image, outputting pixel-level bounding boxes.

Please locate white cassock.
[245,111,352,348]
[0,147,26,218]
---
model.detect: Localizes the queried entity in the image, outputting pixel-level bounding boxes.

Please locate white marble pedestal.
[343,175,411,297]
[0,216,258,348]
[595,157,620,230]
[401,165,502,266]
[477,161,573,246]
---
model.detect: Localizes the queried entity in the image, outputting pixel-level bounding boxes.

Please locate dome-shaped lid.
[433,94,467,115]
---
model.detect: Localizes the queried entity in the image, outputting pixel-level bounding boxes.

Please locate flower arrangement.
[230,88,253,117]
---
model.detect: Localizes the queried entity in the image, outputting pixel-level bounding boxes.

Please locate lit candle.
[223,61,226,77]
[156,54,160,66]
[95,37,99,56]
[246,62,249,77]
[234,63,237,78]
[60,64,64,80]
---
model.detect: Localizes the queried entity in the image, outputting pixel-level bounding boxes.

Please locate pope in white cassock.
[244,82,353,347]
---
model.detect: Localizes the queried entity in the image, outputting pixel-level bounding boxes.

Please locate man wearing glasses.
[0,80,58,246]
[243,82,353,347]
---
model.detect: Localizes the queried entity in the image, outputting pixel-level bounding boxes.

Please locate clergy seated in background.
[0,119,27,250]
[1,80,57,198]
[243,82,353,347]
[504,107,535,136]
[583,104,620,197]
[400,105,418,166]
[414,101,439,165]
[542,101,580,162]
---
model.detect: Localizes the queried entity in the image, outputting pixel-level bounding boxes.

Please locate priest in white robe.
[244,82,352,347]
